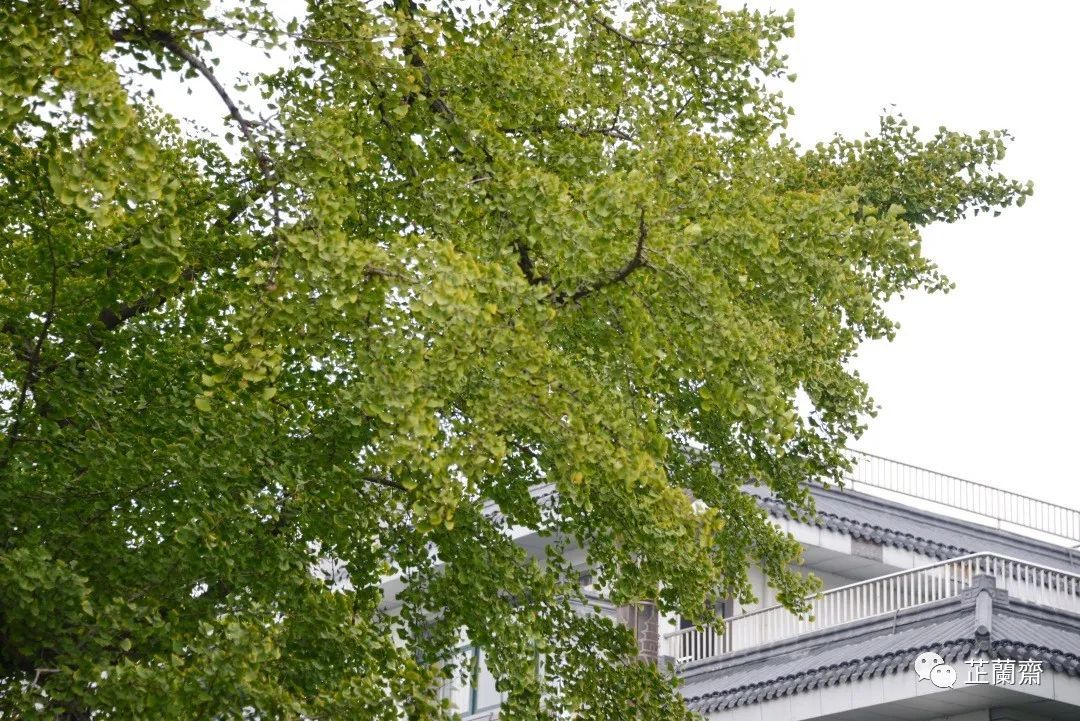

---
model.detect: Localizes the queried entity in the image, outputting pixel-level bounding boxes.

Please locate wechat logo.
[914,651,957,688]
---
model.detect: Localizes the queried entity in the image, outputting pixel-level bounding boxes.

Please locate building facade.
[440,453,1080,720]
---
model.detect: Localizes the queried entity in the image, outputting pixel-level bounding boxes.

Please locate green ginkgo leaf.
[0,2,1029,719]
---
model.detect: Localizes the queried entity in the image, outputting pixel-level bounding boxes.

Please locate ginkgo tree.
[0,1,1029,719]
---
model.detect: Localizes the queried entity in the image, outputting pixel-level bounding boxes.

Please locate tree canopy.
[0,1,1030,719]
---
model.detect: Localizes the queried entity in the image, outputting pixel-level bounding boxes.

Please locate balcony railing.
[664,553,1080,666]
[842,450,1080,545]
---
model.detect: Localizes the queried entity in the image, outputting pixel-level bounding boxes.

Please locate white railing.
[843,450,1080,545]
[665,553,1080,666]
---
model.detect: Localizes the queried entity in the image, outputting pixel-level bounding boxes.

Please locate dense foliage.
[0,1,1029,719]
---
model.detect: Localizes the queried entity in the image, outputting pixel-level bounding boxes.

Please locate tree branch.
[1,218,59,473]
[66,182,256,272]
[90,170,270,338]
[30,667,60,689]
[551,207,649,305]
[362,475,406,492]
[500,122,634,142]
[93,27,284,337]
[560,121,634,141]
[97,270,196,332]
[110,27,275,179]
[515,241,548,287]
[566,0,664,49]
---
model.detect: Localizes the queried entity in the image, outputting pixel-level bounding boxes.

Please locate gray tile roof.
[753,488,966,560]
[993,614,1080,656]
[508,480,1080,571]
[992,613,1080,676]
[679,610,976,712]
[678,601,1080,713]
[749,484,1080,571]
[994,642,1080,677]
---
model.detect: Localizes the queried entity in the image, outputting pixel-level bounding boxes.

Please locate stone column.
[617,602,660,661]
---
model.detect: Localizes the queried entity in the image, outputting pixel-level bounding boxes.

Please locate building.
[435,452,1080,721]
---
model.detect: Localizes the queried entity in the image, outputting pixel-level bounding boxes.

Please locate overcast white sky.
[158,1,1078,510]
[738,0,1079,508]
